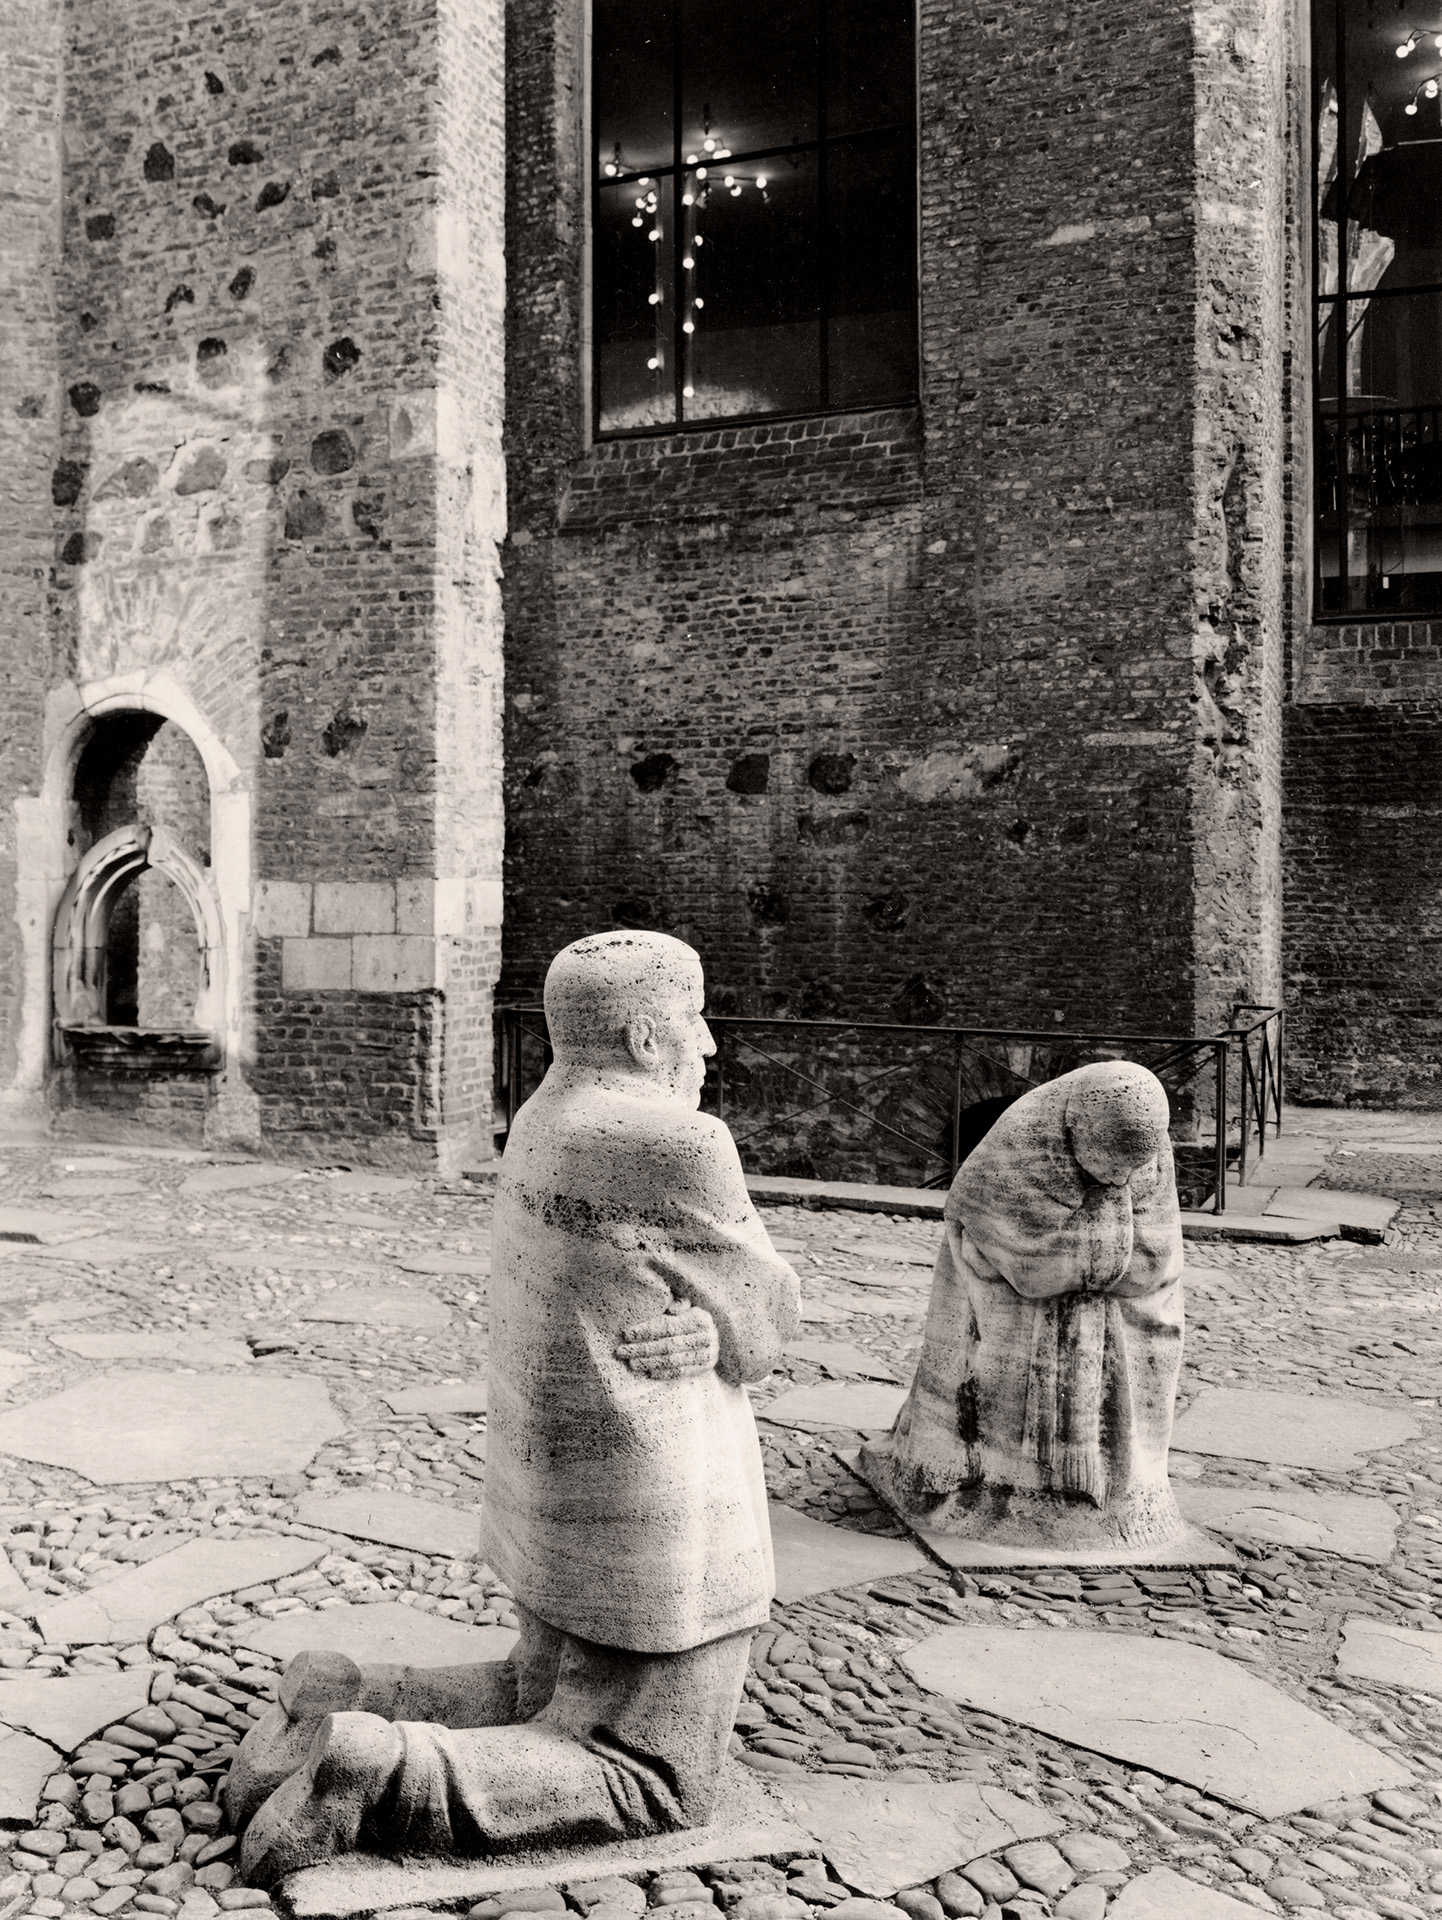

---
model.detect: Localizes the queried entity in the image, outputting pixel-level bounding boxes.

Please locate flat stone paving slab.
[381,1383,488,1415]
[180,1164,300,1197]
[36,1535,324,1645]
[909,1522,1235,1574]
[19,1240,172,1268]
[39,1177,147,1200]
[299,1289,451,1330]
[1169,1387,1420,1470]
[901,1623,1412,1816]
[1179,1212,1334,1244]
[767,1776,1062,1897]
[768,1502,927,1604]
[240,1602,517,1667]
[759,1382,908,1436]
[284,1763,811,1918]
[206,1249,390,1276]
[0,1665,156,1750]
[1177,1481,1400,1563]
[1108,1867,1261,1917]
[1336,1615,1442,1697]
[1265,1186,1401,1234]
[783,1340,900,1380]
[296,1490,482,1558]
[24,1296,120,1324]
[395,1252,490,1277]
[0,1726,62,1822]
[326,1173,418,1196]
[0,1207,105,1245]
[49,1331,253,1367]
[843,1240,935,1267]
[0,1369,345,1482]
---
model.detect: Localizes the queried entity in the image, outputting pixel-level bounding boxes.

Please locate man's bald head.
[544,931,708,1086]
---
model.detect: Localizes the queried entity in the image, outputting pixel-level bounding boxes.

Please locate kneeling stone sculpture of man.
[230,931,800,1883]
[863,1061,1188,1555]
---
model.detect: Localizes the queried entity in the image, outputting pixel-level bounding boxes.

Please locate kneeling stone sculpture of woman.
[862,1060,1189,1554]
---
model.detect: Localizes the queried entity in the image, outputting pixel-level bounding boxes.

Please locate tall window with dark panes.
[592,0,917,436]
[1314,0,1442,613]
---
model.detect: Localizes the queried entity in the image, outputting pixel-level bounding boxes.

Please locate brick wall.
[1284,704,1442,1106]
[0,0,62,1100]
[500,0,1286,1060]
[0,0,506,1167]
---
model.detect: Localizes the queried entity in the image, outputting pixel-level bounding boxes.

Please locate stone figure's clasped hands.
[615,1300,719,1379]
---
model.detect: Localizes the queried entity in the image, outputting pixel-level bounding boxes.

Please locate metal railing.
[1229,1003,1284,1190]
[496,1004,1285,1212]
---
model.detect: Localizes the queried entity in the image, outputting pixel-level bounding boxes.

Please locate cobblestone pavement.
[0,1124,1440,1920]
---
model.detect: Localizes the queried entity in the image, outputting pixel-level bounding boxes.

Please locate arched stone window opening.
[52,712,222,1074]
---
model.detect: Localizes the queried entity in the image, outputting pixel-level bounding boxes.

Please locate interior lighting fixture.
[1399,29,1421,54]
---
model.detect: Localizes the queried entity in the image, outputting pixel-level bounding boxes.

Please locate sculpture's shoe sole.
[224,1648,365,1833]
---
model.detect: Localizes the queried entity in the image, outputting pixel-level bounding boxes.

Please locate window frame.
[588,0,922,441]
[1310,0,1442,620]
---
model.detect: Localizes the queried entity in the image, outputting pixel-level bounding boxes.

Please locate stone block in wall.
[352,935,438,994]
[281,938,353,992]
[313,881,396,936]
[254,881,312,939]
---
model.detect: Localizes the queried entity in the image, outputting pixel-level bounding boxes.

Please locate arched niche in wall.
[51,708,225,1075]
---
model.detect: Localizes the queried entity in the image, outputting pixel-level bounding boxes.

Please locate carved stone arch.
[52,821,225,1036]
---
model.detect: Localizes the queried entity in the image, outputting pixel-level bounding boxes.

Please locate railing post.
[1275,1009,1284,1137]
[1214,1041,1228,1213]
[951,1036,965,1185]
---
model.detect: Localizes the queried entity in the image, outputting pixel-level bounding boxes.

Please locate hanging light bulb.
[686,153,698,164]
[723,174,735,186]
[648,291,661,304]
[682,253,695,268]
[1399,29,1420,55]
[703,136,716,152]
[1407,94,1420,109]
[1427,75,1438,93]
[683,383,694,397]
[647,356,661,370]
[682,191,695,205]
[697,167,708,180]
[683,319,695,333]
[649,226,661,240]
[756,175,768,189]
[632,214,644,226]
[693,296,704,309]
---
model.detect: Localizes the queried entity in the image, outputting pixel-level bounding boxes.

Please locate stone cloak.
[863,1065,1186,1549]
[482,1072,801,1652]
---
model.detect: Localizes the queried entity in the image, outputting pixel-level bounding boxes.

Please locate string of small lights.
[604,111,775,396]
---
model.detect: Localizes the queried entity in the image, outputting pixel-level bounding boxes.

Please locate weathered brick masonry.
[0,0,504,1166]
[501,0,1288,1045]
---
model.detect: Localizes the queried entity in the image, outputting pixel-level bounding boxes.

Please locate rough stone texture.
[902,1623,1411,1816]
[765,1779,1062,1899]
[864,1065,1190,1556]
[0,1370,345,1483]
[381,1382,488,1414]
[297,1287,451,1330]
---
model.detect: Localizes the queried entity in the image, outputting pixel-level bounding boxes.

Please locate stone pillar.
[0,0,63,1124]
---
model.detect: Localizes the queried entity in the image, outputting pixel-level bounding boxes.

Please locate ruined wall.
[0,0,63,1100]
[0,0,505,1167]
[501,0,1286,1059]
[1285,704,1442,1106]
